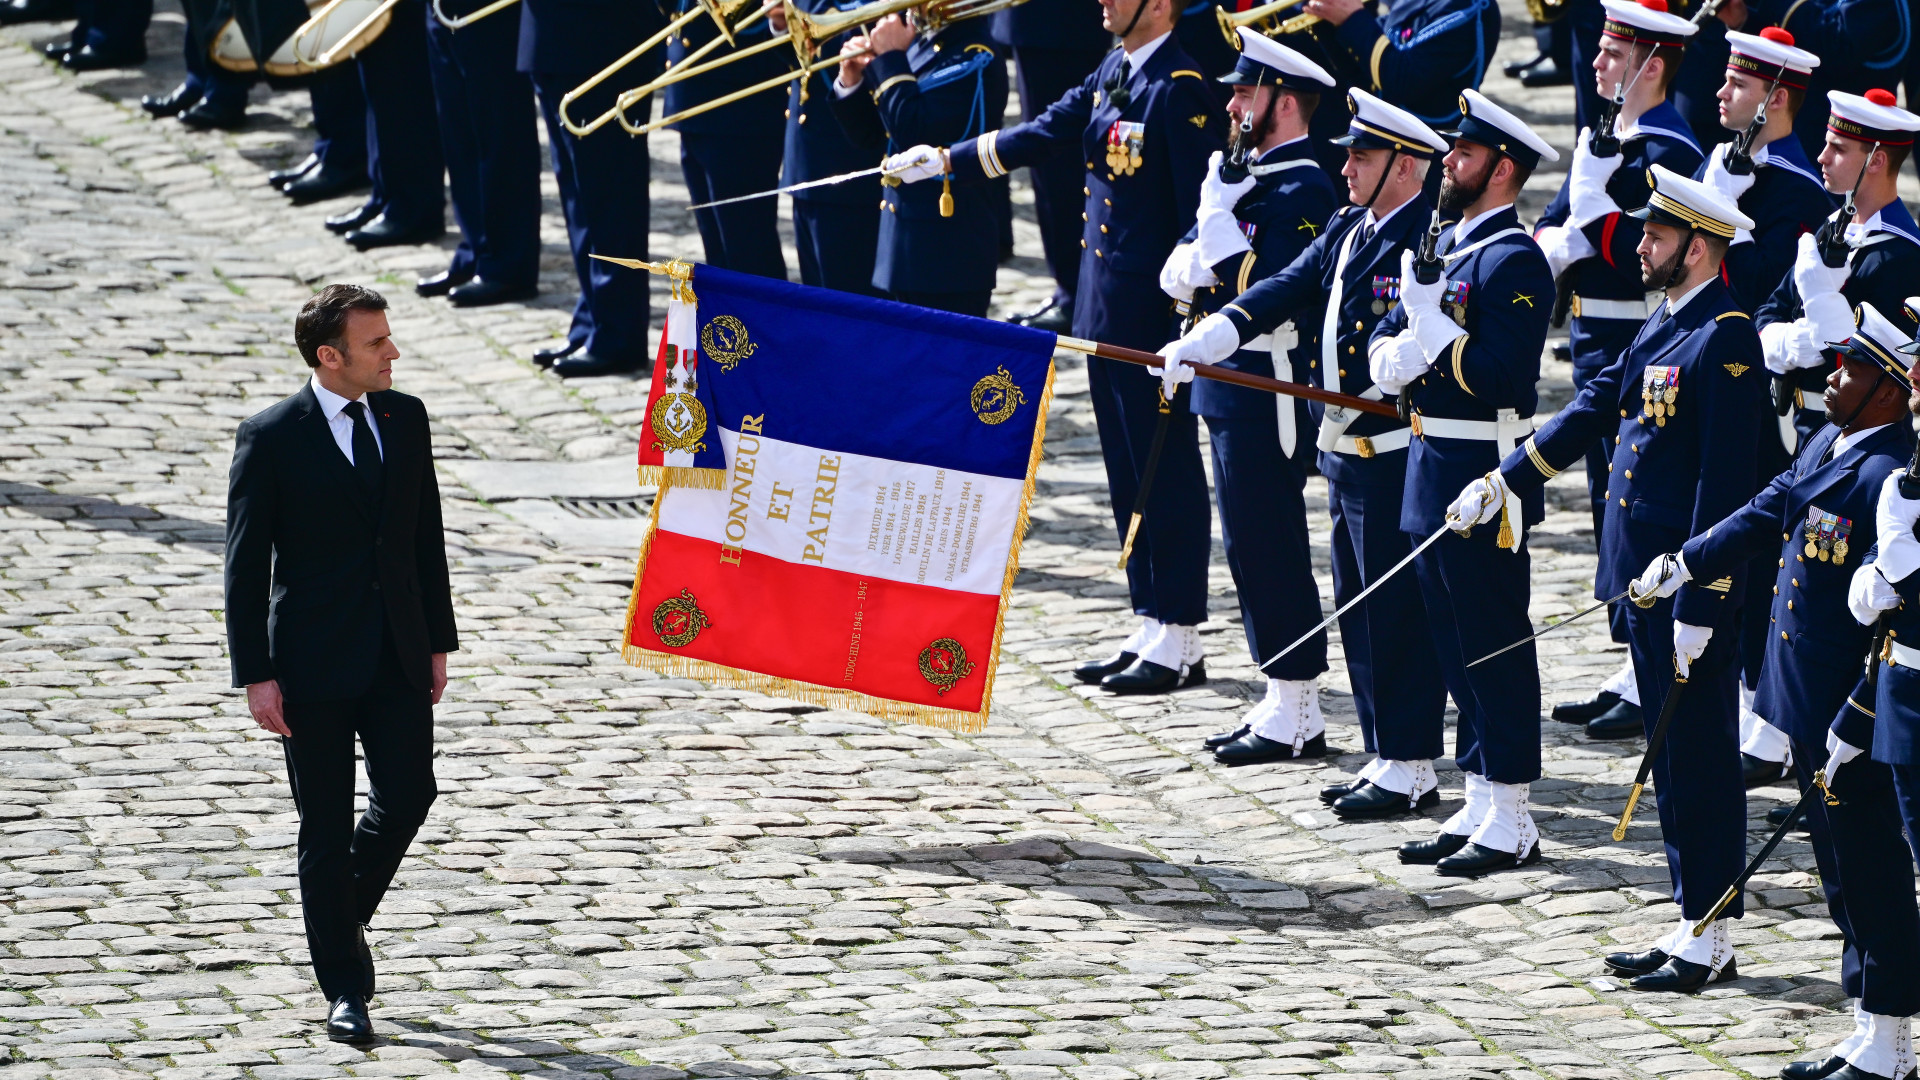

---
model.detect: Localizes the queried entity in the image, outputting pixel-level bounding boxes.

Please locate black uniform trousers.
[1207,414,1325,680]
[532,74,653,367]
[1415,529,1541,783]
[426,1,541,287]
[309,65,371,180]
[1571,317,1637,539]
[794,199,880,297]
[680,130,788,280]
[281,628,437,1003]
[892,290,992,318]
[72,0,149,55]
[180,0,253,111]
[1010,45,1105,307]
[1625,597,1745,920]
[358,0,446,229]
[1092,362,1209,627]
[1330,474,1446,761]
[1793,738,1920,1017]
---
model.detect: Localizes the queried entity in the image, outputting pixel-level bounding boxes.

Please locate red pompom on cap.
[1638,0,1669,10]
[1866,88,1899,106]
[1759,26,1795,45]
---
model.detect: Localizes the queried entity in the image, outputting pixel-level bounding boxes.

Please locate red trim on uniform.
[1600,212,1619,267]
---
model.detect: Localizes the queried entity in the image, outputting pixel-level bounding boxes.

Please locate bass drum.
[270,0,395,74]
[207,0,319,71]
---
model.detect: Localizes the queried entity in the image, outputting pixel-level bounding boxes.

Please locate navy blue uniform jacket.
[1326,0,1498,129]
[1702,135,1835,314]
[948,38,1226,348]
[784,0,882,206]
[518,0,668,75]
[1751,0,1910,159]
[1502,278,1768,629]
[660,0,793,135]
[1373,206,1553,532]
[1682,421,1914,746]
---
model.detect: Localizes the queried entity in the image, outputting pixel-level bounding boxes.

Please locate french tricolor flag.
[624,266,1056,730]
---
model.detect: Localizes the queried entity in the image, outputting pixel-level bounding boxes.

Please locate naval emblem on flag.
[621,264,1057,730]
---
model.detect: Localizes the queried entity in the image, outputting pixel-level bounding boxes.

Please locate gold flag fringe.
[617,360,1058,735]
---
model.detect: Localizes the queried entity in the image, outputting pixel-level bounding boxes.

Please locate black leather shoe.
[1519,58,1572,87]
[1320,780,1359,805]
[415,268,471,298]
[1437,840,1542,877]
[1073,650,1136,684]
[345,213,445,251]
[141,81,201,118]
[1102,657,1205,695]
[1502,52,1548,78]
[1213,731,1325,766]
[1767,803,1809,830]
[1015,300,1073,334]
[1822,1065,1894,1080]
[532,342,579,369]
[0,0,75,23]
[327,994,373,1043]
[450,278,536,307]
[41,38,72,60]
[1204,724,1250,750]
[1628,956,1736,993]
[1399,832,1470,864]
[551,352,640,378]
[1551,690,1620,724]
[1781,1058,1846,1080]
[178,99,248,132]
[325,199,381,234]
[63,42,145,69]
[356,924,374,1000]
[1586,699,1645,740]
[1603,948,1670,975]
[1743,753,1789,789]
[284,165,369,205]
[1334,782,1440,819]
[269,152,320,188]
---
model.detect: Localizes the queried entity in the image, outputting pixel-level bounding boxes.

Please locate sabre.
[1467,590,1631,668]
[688,165,891,211]
[1690,767,1832,936]
[1612,661,1687,841]
[1257,520,1455,668]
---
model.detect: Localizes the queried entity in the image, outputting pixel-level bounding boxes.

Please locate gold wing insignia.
[1188,114,1208,128]
[1724,362,1750,377]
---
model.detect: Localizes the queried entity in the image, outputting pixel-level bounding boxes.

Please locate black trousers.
[357,0,447,227]
[794,199,881,297]
[281,633,437,1001]
[1010,45,1105,307]
[892,290,992,318]
[680,130,788,280]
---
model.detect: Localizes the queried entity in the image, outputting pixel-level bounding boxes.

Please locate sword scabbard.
[1612,783,1642,842]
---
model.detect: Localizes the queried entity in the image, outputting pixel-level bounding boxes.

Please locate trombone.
[557,0,759,137]
[286,0,400,70]
[431,0,520,31]
[1215,0,1322,48]
[614,0,1026,137]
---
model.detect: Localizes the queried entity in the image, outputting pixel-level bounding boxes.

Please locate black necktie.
[1105,59,1132,112]
[342,400,384,496]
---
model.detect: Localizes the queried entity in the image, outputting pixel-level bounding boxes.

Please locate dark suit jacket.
[225,384,458,704]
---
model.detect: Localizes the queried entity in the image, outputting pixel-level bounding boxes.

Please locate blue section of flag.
[692,265,1057,480]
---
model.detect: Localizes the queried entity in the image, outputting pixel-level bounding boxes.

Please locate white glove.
[1761,320,1826,374]
[1875,469,1920,584]
[1445,472,1512,532]
[1673,621,1712,679]
[1536,224,1597,281]
[1824,730,1865,779]
[1158,243,1214,302]
[1397,248,1446,313]
[882,144,945,184]
[1192,206,1254,269]
[1198,151,1257,213]
[1632,551,1692,601]
[1701,143,1758,203]
[1803,290,1856,354]
[1567,129,1625,227]
[1150,356,1195,400]
[1848,561,1902,625]
[1151,313,1239,400]
[1368,330,1430,394]
[1409,304,1467,363]
[1793,232,1851,301]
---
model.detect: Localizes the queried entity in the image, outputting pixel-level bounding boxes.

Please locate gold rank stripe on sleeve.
[1702,576,1734,593]
[876,74,919,96]
[1523,435,1559,479]
[1450,336,1472,395]
[1224,303,1253,321]
[978,130,1007,180]
[1847,696,1877,718]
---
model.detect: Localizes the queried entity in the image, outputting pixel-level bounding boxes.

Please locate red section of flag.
[630,529,1000,712]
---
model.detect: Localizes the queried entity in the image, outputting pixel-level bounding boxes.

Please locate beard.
[1227,110,1269,161]
[1640,245,1684,290]
[1437,157,1492,216]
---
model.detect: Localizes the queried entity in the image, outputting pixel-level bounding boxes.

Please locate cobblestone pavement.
[0,8,1897,1080]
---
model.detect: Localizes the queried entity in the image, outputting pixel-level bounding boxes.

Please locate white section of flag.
[660,427,1023,596]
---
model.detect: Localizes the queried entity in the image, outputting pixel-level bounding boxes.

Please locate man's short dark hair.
[295,284,389,369]
[1279,87,1321,123]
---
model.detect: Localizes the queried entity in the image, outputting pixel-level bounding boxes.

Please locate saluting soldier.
[1159,89,1451,805]
[1643,304,1918,1060]
[1299,0,1500,132]
[1372,90,1556,878]
[829,10,1008,315]
[1475,165,1766,987]
[886,0,1226,691]
[775,0,883,297]
[1536,0,1702,742]
[1153,32,1339,764]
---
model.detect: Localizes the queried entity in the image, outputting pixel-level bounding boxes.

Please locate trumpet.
[614,0,1025,137]
[1215,0,1322,48]
[431,0,519,31]
[556,0,759,137]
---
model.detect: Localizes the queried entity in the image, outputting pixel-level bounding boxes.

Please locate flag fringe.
[637,464,725,490]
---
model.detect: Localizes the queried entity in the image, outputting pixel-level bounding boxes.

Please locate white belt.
[1332,427,1412,457]
[1571,295,1651,321]
[1246,333,1272,351]
[1412,409,1536,457]
[1890,641,1920,669]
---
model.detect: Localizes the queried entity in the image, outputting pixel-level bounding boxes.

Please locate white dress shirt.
[312,377,384,466]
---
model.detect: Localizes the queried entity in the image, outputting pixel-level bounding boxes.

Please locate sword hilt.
[1612,783,1643,841]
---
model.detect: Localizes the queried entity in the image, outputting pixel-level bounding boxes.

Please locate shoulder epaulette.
[1716,311,1751,321]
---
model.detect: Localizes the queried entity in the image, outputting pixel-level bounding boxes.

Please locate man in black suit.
[224,284,458,1043]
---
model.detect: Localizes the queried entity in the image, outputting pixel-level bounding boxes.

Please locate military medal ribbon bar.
[620,264,1056,731]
